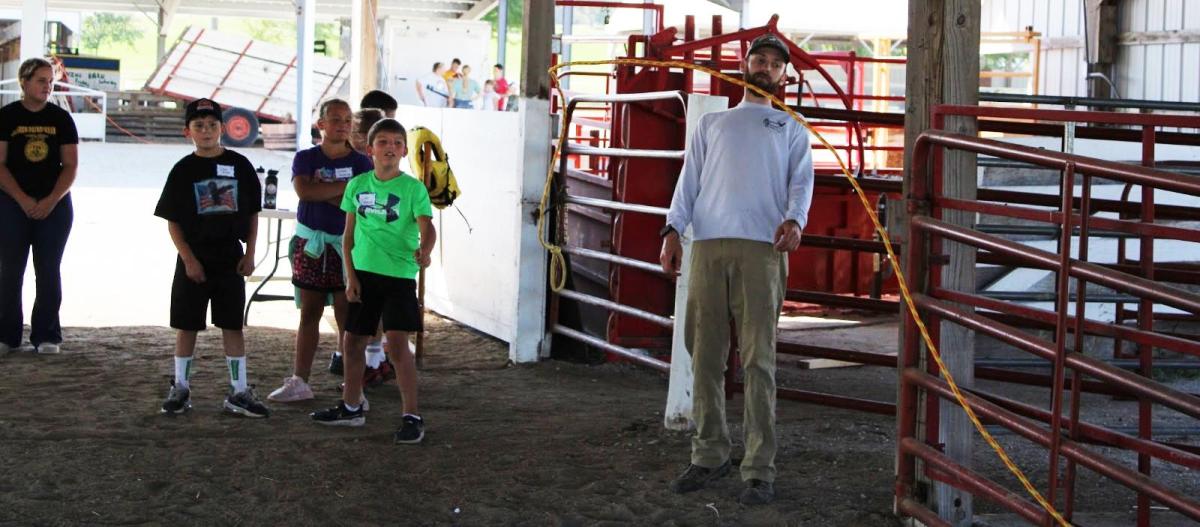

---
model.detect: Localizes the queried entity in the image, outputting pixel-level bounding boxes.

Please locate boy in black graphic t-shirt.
[153,98,270,418]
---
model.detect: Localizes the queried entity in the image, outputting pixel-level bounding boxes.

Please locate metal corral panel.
[145,26,349,122]
[982,0,1200,102]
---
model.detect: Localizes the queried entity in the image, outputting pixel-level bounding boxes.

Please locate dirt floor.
[2,312,1197,526]
[0,315,901,527]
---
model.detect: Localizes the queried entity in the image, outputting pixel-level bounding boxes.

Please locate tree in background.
[482,0,523,27]
[482,0,523,74]
[244,19,341,57]
[81,13,144,54]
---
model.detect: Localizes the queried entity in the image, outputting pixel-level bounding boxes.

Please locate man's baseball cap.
[185,98,224,125]
[747,34,790,63]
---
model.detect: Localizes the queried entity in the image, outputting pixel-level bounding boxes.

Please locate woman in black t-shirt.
[0,58,80,354]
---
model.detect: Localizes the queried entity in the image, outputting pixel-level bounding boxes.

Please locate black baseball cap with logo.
[185,98,224,125]
[747,34,791,63]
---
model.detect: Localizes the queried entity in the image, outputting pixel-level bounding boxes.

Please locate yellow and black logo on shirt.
[24,137,49,162]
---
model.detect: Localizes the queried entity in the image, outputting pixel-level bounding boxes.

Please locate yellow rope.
[542,57,1071,526]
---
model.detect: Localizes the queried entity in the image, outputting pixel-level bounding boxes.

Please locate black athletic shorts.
[345,270,422,336]
[170,255,245,331]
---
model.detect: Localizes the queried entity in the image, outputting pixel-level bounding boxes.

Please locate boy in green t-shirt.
[311,118,436,444]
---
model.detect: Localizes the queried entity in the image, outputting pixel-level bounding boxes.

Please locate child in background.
[268,98,373,404]
[359,91,397,118]
[312,119,436,444]
[154,98,269,418]
[481,80,499,112]
[349,108,384,153]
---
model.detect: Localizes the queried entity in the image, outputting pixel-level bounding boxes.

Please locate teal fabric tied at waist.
[294,223,344,269]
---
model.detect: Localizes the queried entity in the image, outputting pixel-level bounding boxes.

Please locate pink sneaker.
[267,375,314,402]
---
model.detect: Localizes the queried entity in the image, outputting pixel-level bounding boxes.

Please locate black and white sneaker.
[160,382,192,415]
[223,386,271,418]
[328,352,344,376]
[311,401,366,427]
[394,415,425,444]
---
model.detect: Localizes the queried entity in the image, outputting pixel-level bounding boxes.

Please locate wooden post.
[415,142,434,369]
[1085,0,1120,100]
[350,0,379,104]
[901,1,980,526]
[664,94,729,431]
[509,0,554,363]
[155,0,180,69]
[521,0,554,99]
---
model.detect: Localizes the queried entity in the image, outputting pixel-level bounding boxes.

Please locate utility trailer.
[145,26,349,147]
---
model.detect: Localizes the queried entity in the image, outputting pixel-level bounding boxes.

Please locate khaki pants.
[685,239,787,483]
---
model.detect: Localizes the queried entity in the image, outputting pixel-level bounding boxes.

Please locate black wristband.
[659,224,677,238]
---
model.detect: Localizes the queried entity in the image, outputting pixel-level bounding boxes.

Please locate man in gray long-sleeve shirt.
[659,33,815,506]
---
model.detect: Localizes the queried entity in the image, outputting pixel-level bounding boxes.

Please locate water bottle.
[264,168,278,209]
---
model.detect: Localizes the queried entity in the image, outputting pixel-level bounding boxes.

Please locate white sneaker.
[36,343,60,354]
[267,375,314,402]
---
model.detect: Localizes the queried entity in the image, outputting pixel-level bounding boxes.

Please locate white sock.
[174,356,193,389]
[366,339,385,368]
[333,351,342,358]
[344,401,361,412]
[226,356,248,394]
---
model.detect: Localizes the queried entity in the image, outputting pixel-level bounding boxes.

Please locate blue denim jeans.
[0,192,73,347]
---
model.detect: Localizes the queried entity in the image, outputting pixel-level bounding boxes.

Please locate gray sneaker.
[223,386,271,418]
[738,479,775,505]
[161,382,192,414]
[36,343,60,354]
[669,460,732,494]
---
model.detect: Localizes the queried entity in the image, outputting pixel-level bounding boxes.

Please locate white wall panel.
[984,0,1199,101]
[393,105,523,344]
[982,0,1085,96]
[1116,0,1200,102]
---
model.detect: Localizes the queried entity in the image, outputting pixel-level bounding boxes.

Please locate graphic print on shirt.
[356,191,401,222]
[193,178,239,214]
[10,125,58,164]
[316,166,355,182]
[762,117,787,133]
[24,135,49,162]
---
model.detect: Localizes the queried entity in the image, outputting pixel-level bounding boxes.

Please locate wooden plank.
[937,1,981,523]
[902,0,980,525]
[1087,0,1120,100]
[794,358,862,370]
[899,0,940,518]
[520,0,553,99]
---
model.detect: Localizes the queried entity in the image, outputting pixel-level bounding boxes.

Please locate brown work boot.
[738,479,775,505]
[669,460,731,494]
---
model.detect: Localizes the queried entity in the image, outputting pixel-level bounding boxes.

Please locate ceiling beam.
[0,0,472,21]
[158,0,180,33]
[459,0,498,20]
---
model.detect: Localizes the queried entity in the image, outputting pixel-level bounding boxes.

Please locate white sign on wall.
[64,69,119,92]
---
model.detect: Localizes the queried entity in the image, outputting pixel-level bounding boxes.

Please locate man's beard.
[747,71,779,94]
